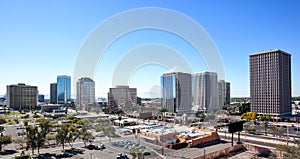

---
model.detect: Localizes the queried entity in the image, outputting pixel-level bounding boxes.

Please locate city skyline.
[0,1,299,98]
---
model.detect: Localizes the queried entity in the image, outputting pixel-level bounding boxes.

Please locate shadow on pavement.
[0,149,18,155]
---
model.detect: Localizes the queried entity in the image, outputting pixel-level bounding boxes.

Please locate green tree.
[38,118,50,138]
[96,120,115,142]
[244,125,256,132]
[67,124,79,149]
[25,125,38,154]
[78,127,94,147]
[25,121,48,155]
[36,130,45,154]
[262,120,268,136]
[55,124,69,150]
[0,118,6,124]
[159,108,168,113]
[277,140,300,159]
[240,103,250,114]
[259,114,270,136]
[129,146,144,159]
[0,126,12,152]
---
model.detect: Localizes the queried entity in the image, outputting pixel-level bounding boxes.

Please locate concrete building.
[76,77,95,110]
[250,49,291,118]
[50,83,57,104]
[7,83,38,110]
[57,75,71,104]
[161,72,192,114]
[225,82,231,105]
[108,85,137,107]
[218,80,226,106]
[41,104,61,113]
[192,72,218,111]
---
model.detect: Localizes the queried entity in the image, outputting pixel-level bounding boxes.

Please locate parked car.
[294,127,300,131]
[143,151,151,156]
[61,150,73,157]
[96,144,105,150]
[116,153,129,159]
[86,144,97,150]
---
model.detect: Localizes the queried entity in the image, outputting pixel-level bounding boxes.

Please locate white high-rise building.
[77,77,95,110]
[192,72,218,111]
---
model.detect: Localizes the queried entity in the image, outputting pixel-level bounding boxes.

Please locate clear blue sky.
[0,0,299,98]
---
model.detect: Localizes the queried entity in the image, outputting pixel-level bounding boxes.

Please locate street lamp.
[161,127,165,155]
[286,126,289,146]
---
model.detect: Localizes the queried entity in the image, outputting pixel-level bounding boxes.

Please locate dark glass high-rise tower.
[161,72,192,114]
[50,83,57,104]
[57,75,71,104]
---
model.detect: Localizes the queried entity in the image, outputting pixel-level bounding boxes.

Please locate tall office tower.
[77,77,95,110]
[192,72,218,111]
[108,85,137,107]
[250,49,291,118]
[225,82,231,105]
[161,72,192,114]
[7,83,38,110]
[218,80,226,106]
[50,83,57,104]
[57,75,71,104]
[38,94,45,103]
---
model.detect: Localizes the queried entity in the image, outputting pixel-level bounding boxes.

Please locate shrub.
[0,118,7,124]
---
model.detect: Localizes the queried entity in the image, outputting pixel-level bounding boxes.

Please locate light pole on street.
[161,127,165,155]
[286,126,289,146]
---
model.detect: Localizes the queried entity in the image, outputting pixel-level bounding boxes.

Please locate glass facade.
[57,75,71,104]
[161,72,192,113]
[161,73,176,112]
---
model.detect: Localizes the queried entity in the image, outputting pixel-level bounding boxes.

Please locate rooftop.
[250,49,291,56]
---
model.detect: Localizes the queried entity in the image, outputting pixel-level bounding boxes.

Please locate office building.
[57,75,71,104]
[250,49,291,118]
[77,77,95,110]
[192,72,218,111]
[218,81,230,106]
[161,72,192,114]
[218,80,226,106]
[225,82,231,105]
[7,83,38,110]
[108,85,137,107]
[50,83,57,104]
[38,94,45,103]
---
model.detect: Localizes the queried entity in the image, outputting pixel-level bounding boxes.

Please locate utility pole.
[231,133,234,146]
